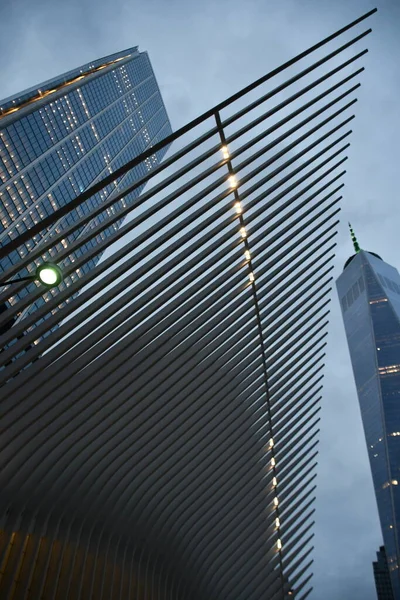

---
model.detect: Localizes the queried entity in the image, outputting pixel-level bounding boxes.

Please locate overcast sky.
[1,0,399,598]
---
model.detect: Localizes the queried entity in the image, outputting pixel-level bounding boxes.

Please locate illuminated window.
[379,364,400,375]
[249,272,255,283]
[277,539,282,550]
[273,497,279,507]
[275,517,280,528]
[369,298,388,304]
[271,458,276,467]
[272,477,277,487]
[240,227,247,239]
[244,249,251,261]
[269,438,274,448]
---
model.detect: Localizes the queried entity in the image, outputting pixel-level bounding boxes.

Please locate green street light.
[36,263,63,287]
[0,262,63,289]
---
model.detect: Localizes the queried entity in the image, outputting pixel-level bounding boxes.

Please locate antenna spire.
[348,222,361,253]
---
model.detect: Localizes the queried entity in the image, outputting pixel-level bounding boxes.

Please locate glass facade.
[337,251,400,598]
[374,546,395,600]
[0,46,172,335]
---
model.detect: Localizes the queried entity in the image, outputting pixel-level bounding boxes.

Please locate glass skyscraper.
[337,228,400,598]
[374,546,395,600]
[0,46,172,332]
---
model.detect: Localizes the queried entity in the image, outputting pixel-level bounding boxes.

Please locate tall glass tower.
[374,546,395,600]
[0,47,172,332]
[336,226,400,598]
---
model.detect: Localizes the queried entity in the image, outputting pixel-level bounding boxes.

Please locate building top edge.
[0,46,140,112]
[343,250,382,271]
